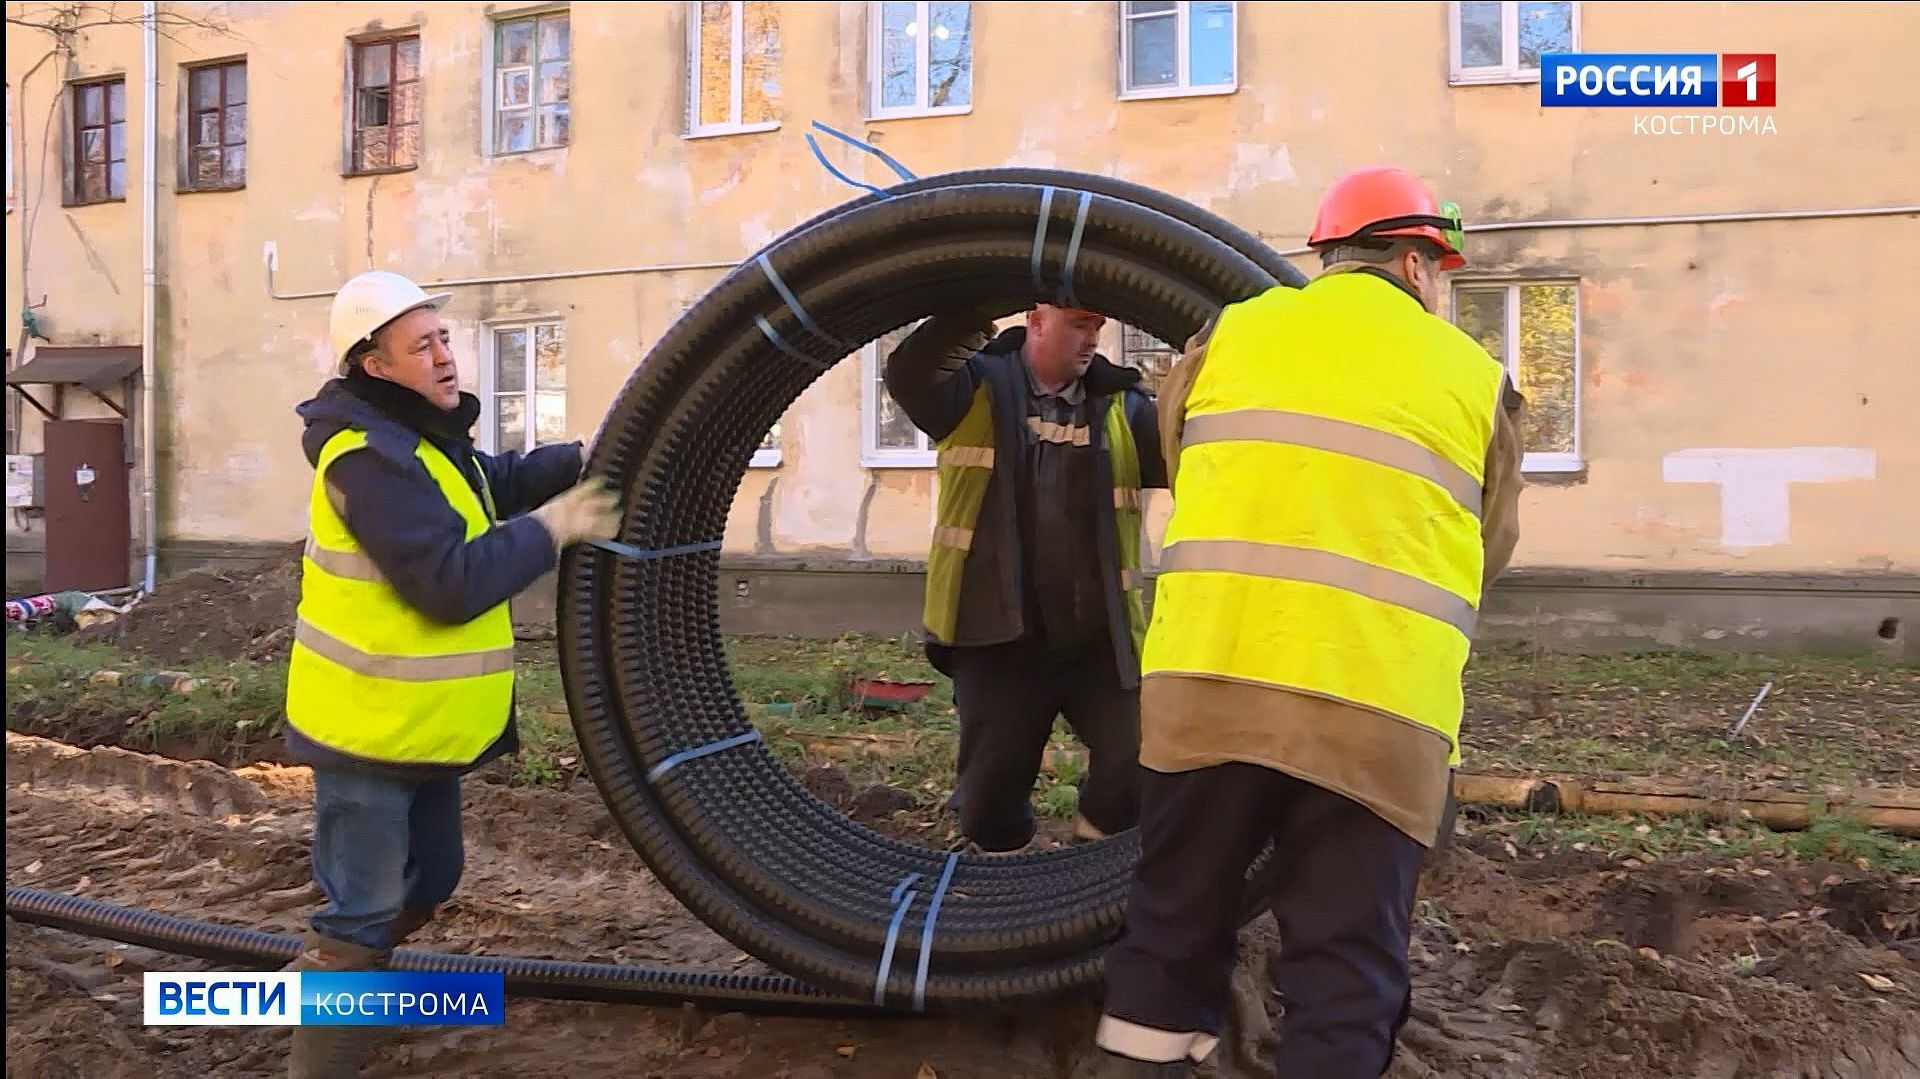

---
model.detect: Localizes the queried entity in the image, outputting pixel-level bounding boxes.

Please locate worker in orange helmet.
[1073,166,1526,1078]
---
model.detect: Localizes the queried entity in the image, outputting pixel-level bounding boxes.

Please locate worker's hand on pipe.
[531,476,623,550]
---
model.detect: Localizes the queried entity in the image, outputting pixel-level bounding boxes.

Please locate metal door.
[43,419,131,591]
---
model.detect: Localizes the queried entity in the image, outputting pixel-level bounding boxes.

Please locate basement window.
[348,35,422,173]
[68,77,126,204]
[686,1,781,138]
[1452,280,1582,473]
[1450,1,1578,85]
[486,321,567,454]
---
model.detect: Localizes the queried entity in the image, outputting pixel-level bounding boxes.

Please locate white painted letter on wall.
[1662,448,1876,549]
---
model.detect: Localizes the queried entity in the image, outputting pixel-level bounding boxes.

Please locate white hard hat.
[329,270,453,368]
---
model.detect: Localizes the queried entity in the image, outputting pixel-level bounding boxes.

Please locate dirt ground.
[7,732,1917,1079]
[75,549,305,665]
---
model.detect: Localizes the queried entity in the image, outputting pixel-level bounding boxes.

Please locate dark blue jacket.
[284,370,582,779]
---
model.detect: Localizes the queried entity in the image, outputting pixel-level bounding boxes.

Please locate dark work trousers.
[943,640,1141,852]
[1099,763,1424,1077]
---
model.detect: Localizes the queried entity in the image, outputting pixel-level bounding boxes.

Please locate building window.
[1119,1,1235,100]
[488,322,567,454]
[1449,1,1577,84]
[493,11,570,154]
[1453,281,1580,472]
[687,1,781,137]
[752,422,782,467]
[69,78,125,204]
[184,60,246,191]
[1119,325,1178,395]
[349,36,421,173]
[863,322,934,467]
[869,1,972,119]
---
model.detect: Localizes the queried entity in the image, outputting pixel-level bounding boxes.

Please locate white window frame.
[685,0,781,139]
[481,4,570,157]
[866,1,973,121]
[478,317,567,455]
[1448,1,1580,86]
[1118,1,1238,101]
[1451,279,1583,474]
[861,339,935,468]
[751,421,782,468]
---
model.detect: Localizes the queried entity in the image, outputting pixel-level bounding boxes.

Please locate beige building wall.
[7,1,1918,586]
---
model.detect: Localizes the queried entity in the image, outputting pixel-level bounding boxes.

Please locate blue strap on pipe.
[804,120,919,198]
[1030,185,1058,298]
[811,120,918,182]
[588,538,724,562]
[755,314,836,372]
[889,873,923,905]
[1059,191,1094,309]
[911,852,960,1011]
[874,876,922,1005]
[757,253,848,350]
[645,730,763,783]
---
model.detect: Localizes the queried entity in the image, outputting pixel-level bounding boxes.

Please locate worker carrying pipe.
[1075,167,1527,1078]
[279,270,621,1078]
[883,303,1169,853]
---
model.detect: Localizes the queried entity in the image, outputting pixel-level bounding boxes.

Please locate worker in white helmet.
[280,270,619,1078]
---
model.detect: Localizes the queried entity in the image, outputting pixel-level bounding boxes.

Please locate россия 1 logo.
[1540,53,1775,107]
[1539,53,1776,135]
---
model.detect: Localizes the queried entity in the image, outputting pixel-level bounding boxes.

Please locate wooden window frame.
[487,8,571,156]
[1451,278,1584,474]
[180,58,247,193]
[66,76,126,206]
[345,33,422,176]
[685,0,782,139]
[861,326,936,468]
[480,318,568,455]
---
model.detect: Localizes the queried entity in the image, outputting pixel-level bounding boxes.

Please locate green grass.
[6,631,1915,836]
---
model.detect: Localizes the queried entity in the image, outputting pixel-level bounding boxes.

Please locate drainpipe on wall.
[139,1,158,594]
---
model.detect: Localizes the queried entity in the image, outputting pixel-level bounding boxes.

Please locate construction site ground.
[7,558,1919,1077]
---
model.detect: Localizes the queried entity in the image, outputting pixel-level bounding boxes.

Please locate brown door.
[43,419,131,592]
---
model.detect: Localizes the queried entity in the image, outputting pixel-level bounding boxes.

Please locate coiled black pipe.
[4,886,884,1018]
[558,169,1306,1008]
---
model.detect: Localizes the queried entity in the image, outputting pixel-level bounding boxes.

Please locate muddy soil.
[8,733,1918,1077]
[77,550,305,664]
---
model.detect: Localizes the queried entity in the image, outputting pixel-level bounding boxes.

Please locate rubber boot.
[285,931,387,1079]
[384,906,436,949]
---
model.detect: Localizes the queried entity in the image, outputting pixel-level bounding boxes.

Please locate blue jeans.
[309,768,465,951]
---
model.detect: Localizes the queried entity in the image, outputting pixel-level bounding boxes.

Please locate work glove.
[531,476,622,551]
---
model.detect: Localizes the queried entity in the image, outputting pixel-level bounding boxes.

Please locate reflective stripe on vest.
[284,428,515,766]
[1145,273,1505,763]
[923,377,1148,659]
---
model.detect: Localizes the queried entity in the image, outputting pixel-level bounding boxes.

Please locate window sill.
[1449,69,1542,87]
[63,196,128,208]
[343,165,419,178]
[177,183,245,195]
[1522,456,1587,485]
[684,121,781,141]
[749,449,783,468]
[865,104,973,122]
[862,454,936,470]
[1118,83,1237,102]
[490,144,569,160]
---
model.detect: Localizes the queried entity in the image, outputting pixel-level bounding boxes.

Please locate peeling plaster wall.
[6,1,1918,577]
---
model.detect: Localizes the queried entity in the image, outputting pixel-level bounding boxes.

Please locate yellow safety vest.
[1145,272,1506,764]
[925,382,1147,658]
[284,429,515,765]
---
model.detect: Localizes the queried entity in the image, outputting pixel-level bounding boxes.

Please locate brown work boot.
[285,931,388,1079]
[1068,1049,1192,1078]
[384,906,436,949]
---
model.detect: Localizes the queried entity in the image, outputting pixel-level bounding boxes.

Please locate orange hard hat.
[1308,166,1466,270]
